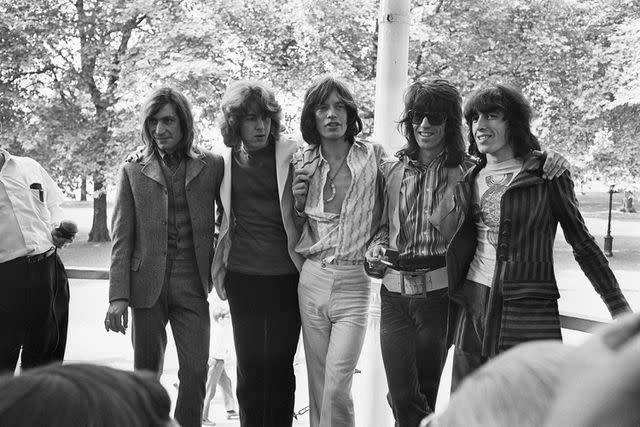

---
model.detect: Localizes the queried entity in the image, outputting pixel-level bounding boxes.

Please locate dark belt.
[3,247,56,266]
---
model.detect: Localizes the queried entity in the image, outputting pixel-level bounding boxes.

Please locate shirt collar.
[0,148,13,171]
[403,150,445,170]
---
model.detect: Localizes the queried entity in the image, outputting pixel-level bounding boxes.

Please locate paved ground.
[58,192,640,426]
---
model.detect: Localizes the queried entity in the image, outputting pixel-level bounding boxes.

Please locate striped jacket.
[446,152,631,353]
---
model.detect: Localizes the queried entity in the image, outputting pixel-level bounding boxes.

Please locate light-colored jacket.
[109,150,224,308]
[210,139,304,300]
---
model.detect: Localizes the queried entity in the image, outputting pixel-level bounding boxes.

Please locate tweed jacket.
[109,149,224,308]
[210,139,305,300]
[446,152,631,351]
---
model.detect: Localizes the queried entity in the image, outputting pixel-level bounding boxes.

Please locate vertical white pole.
[372,0,410,153]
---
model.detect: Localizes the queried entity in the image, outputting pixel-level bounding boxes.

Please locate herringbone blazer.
[109,149,224,308]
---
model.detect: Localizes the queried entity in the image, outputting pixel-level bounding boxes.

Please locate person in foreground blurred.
[420,340,570,427]
[421,313,640,427]
[106,87,224,427]
[0,363,177,427]
[211,80,304,426]
[545,313,640,427]
[446,84,631,390]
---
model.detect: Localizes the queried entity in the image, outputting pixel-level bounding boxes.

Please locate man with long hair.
[447,84,631,389]
[292,76,387,427]
[366,80,571,426]
[211,80,304,426]
[105,87,224,427]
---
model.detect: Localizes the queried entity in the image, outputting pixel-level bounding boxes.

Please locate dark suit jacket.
[446,152,630,352]
[109,149,224,308]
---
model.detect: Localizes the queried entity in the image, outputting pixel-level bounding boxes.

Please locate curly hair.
[397,79,466,166]
[464,84,541,161]
[218,80,282,148]
[140,86,197,158]
[299,76,363,145]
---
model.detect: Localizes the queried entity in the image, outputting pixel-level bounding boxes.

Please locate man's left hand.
[51,230,74,248]
[541,149,570,180]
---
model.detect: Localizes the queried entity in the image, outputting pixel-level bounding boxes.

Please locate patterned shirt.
[294,140,384,265]
[397,153,449,260]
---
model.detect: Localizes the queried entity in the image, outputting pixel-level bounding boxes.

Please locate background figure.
[0,148,75,373]
[292,76,387,427]
[105,87,224,427]
[211,80,304,426]
[365,80,475,426]
[203,299,238,426]
[447,84,631,390]
[0,363,176,427]
[420,341,570,427]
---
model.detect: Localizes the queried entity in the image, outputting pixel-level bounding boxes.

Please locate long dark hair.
[140,87,197,158]
[300,76,363,145]
[464,84,540,162]
[218,80,282,148]
[397,79,466,166]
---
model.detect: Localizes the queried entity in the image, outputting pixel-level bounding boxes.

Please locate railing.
[66,267,609,333]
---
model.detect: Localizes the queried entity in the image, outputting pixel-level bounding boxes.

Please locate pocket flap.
[131,257,141,271]
[502,281,559,300]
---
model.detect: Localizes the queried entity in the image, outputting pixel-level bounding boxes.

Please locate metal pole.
[604,185,614,257]
[372,0,410,153]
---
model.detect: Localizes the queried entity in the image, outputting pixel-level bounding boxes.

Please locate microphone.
[55,220,78,239]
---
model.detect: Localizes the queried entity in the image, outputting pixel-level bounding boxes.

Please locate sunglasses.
[409,110,447,125]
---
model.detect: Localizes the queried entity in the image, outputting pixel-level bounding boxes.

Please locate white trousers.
[298,259,371,427]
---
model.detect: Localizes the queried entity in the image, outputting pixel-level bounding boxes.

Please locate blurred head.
[464,84,540,163]
[219,80,282,150]
[140,87,195,158]
[432,341,570,427]
[398,80,466,166]
[300,76,363,145]
[0,363,175,427]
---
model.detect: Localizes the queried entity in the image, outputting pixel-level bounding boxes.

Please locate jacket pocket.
[428,194,457,242]
[131,257,141,271]
[499,281,562,351]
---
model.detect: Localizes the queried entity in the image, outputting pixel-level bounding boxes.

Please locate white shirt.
[0,149,63,263]
[466,158,523,286]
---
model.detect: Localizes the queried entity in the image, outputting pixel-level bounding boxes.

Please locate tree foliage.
[1,0,638,243]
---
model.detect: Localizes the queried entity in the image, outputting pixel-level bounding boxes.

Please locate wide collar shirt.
[0,148,63,262]
[397,153,449,260]
[295,140,380,265]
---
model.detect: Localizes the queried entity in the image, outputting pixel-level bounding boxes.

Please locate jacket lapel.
[185,154,206,187]
[507,155,544,190]
[275,139,297,202]
[220,148,232,220]
[141,156,167,188]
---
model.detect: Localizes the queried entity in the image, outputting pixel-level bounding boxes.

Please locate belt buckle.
[400,272,425,297]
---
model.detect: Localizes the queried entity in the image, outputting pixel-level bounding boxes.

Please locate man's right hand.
[105,300,129,334]
[292,168,311,213]
[365,244,386,269]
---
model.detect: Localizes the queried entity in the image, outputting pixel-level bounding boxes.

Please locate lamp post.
[604,184,616,257]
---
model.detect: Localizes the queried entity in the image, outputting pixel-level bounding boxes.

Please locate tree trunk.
[80,175,87,201]
[88,175,110,242]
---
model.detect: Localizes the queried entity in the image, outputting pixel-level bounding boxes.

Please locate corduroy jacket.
[446,152,631,352]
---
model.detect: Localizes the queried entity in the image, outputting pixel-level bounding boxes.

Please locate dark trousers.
[380,287,449,427]
[450,281,494,392]
[225,270,301,427]
[131,258,209,427]
[0,250,69,373]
